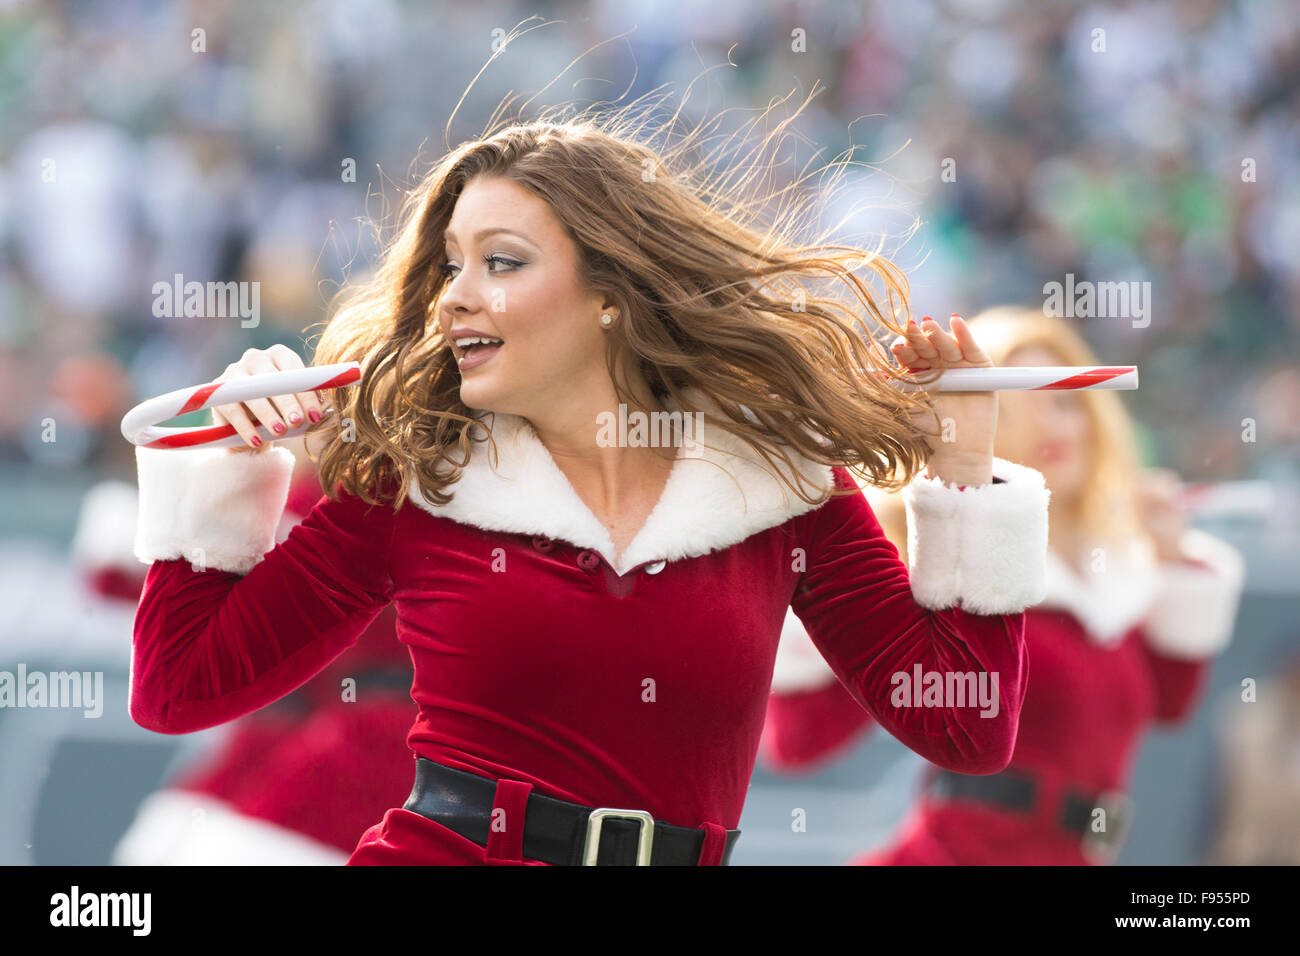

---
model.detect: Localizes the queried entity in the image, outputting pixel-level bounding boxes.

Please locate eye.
[437,262,460,279]
[484,254,523,273]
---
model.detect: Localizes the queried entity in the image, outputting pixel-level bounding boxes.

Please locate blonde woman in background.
[761,306,1245,865]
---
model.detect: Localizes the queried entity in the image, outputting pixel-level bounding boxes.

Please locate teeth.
[455,336,503,348]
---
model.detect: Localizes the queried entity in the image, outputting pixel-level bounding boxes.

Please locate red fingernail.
[289,413,301,425]
[308,410,321,423]
[920,315,932,323]
[272,422,286,434]
[250,435,262,447]
[951,312,961,318]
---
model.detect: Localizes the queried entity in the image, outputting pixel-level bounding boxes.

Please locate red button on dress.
[531,536,553,553]
[577,549,601,570]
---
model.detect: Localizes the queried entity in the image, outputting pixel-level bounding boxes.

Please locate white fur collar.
[1038,537,1162,645]
[406,389,837,576]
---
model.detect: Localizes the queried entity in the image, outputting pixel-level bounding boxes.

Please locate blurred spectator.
[1205,644,1300,864]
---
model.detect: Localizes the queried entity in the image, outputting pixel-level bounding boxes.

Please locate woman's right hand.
[1136,467,1191,564]
[213,345,327,453]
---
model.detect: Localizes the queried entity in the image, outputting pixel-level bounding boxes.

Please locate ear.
[597,293,621,322]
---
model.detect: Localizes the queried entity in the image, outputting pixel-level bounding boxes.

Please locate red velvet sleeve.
[129,479,399,735]
[1136,644,1210,724]
[788,465,1044,774]
[1132,533,1245,724]
[761,680,876,771]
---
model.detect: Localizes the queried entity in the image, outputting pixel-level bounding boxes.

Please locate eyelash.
[437,254,523,278]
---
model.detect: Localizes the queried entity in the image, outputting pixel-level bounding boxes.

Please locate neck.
[524,377,676,513]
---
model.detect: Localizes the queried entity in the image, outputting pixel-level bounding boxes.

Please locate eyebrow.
[443,226,535,246]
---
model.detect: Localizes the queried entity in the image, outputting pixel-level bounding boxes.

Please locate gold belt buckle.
[582,808,655,866]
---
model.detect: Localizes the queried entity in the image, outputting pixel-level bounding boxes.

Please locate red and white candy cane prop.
[121,362,360,450]
[122,362,1136,451]
[882,365,1138,391]
[1180,481,1274,518]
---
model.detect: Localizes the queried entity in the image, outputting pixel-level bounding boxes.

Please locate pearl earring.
[600,313,614,328]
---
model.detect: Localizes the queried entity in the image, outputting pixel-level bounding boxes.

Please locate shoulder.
[792,466,891,543]
[326,463,407,510]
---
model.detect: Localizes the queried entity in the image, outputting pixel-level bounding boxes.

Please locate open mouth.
[454,335,504,368]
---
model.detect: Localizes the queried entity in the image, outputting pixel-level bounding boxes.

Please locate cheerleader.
[113,442,415,864]
[761,306,1245,865]
[127,108,1052,866]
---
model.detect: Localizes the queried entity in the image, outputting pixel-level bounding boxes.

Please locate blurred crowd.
[0,0,1297,514]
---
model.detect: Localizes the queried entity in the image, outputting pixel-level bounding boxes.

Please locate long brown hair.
[304,80,947,511]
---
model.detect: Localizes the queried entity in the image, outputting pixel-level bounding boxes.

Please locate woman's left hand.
[891,313,997,487]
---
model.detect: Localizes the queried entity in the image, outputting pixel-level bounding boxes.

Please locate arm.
[1137,528,1245,724]
[129,445,398,734]
[788,459,1048,774]
[761,482,916,770]
[761,608,876,771]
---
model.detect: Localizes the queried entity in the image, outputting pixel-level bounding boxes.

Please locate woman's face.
[993,344,1094,502]
[435,175,611,418]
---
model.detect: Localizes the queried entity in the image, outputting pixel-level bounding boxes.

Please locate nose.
[438,267,487,320]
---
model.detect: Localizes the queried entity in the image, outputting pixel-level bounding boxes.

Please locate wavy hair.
[303,78,946,511]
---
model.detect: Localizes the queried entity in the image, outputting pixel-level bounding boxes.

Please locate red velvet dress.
[128,396,1053,865]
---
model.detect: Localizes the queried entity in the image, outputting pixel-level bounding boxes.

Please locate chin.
[458,377,499,412]
[461,382,530,421]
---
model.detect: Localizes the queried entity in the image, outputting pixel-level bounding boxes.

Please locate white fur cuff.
[133,445,296,575]
[769,607,838,693]
[901,457,1050,615]
[1141,529,1245,659]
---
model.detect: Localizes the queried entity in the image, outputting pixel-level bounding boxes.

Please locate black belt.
[403,757,741,866]
[929,768,1134,862]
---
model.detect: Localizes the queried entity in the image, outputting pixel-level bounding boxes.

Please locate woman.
[127,103,1051,866]
[761,306,1245,865]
